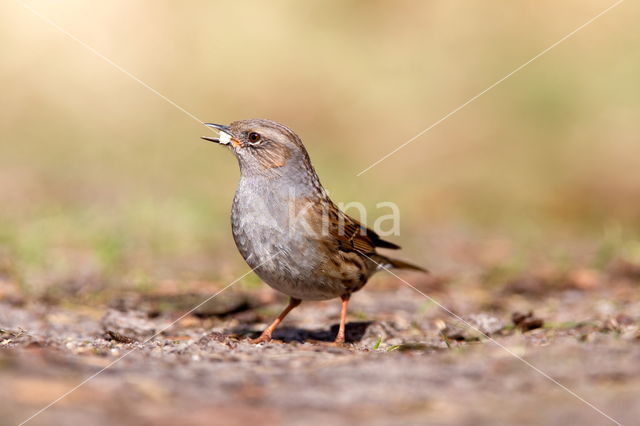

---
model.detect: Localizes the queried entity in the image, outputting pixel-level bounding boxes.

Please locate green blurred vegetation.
[1,1,639,297]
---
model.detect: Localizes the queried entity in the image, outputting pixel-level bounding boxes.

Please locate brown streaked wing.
[296,199,401,254]
[332,206,400,254]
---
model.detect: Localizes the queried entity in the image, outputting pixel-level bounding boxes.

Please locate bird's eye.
[248,132,261,144]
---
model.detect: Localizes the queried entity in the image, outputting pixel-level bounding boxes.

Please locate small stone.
[104,330,137,344]
[101,309,157,339]
[442,314,504,341]
[512,311,544,332]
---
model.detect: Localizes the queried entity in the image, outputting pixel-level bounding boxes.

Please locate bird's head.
[202,118,313,178]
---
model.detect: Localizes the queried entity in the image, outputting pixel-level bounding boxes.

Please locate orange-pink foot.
[249,333,272,344]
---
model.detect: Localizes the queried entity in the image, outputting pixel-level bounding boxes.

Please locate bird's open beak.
[201,123,232,145]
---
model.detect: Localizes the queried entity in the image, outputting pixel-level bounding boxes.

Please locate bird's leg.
[251,297,301,343]
[334,294,351,344]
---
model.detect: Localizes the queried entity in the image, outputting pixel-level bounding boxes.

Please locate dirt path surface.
[1,268,639,426]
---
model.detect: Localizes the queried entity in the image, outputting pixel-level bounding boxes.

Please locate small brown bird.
[202,119,425,343]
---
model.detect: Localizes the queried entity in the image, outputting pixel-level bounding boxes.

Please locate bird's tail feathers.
[373,255,428,273]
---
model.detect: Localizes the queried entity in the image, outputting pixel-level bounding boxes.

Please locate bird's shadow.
[231,321,372,343]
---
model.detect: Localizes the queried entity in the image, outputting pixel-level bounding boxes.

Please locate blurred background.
[1,0,639,301]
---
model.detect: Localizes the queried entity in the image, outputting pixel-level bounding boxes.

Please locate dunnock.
[202,119,425,343]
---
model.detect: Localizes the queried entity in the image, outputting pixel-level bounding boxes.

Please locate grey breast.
[230,174,346,300]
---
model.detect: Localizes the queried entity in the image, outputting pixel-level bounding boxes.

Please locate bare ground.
[1,259,639,426]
